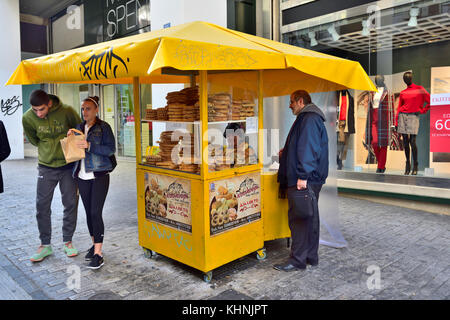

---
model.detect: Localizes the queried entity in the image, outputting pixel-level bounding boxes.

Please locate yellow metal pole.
[258,70,264,169]
[199,71,208,180]
[133,77,142,164]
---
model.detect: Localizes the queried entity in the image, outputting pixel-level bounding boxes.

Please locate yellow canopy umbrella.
[6,21,376,96]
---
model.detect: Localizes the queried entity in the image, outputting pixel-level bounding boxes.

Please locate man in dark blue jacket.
[275,90,329,272]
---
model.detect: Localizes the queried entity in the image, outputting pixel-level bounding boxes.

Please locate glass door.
[101,84,136,158]
[116,84,135,157]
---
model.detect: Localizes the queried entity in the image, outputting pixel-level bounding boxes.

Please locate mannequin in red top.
[395,72,430,175]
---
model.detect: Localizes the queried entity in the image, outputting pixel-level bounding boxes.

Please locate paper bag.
[60,129,86,163]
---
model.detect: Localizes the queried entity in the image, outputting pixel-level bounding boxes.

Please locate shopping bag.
[60,129,85,163]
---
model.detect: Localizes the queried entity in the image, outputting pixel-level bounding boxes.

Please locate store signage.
[430,93,450,153]
[209,173,261,236]
[104,0,150,40]
[144,173,192,233]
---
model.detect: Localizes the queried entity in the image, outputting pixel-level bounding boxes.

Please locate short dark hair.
[30,90,50,107]
[223,122,244,138]
[291,90,312,105]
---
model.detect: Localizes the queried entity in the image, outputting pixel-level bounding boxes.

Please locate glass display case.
[138,71,259,176]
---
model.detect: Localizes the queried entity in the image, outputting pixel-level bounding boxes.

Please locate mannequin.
[336,90,355,170]
[365,75,394,173]
[395,72,430,175]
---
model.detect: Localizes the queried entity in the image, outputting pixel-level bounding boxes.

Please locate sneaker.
[30,245,53,262]
[63,241,78,257]
[85,245,95,261]
[87,254,104,270]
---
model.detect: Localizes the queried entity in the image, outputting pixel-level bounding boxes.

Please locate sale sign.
[430,93,450,152]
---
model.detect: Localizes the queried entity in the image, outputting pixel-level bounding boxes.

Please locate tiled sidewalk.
[1,157,449,300]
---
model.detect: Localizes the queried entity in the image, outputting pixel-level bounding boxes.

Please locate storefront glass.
[101,84,136,158]
[282,0,450,178]
[56,83,89,116]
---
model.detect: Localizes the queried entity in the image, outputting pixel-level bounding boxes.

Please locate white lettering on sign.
[435,119,450,130]
[106,0,144,39]
[431,93,450,106]
[66,5,81,30]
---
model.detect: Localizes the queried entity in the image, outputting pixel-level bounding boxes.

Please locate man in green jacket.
[22,90,82,262]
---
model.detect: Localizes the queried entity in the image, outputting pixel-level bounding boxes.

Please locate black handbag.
[287,186,317,220]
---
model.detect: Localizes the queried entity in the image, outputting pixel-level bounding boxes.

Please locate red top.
[339,94,347,121]
[395,83,430,126]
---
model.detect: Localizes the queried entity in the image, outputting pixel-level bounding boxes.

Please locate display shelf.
[141,119,199,124]
[141,119,247,125]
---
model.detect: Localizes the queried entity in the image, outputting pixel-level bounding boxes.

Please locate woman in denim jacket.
[68,96,116,269]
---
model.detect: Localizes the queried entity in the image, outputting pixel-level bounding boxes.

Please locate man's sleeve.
[295,114,323,181]
[22,116,39,146]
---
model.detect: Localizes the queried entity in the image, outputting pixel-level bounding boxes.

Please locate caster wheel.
[203,271,213,283]
[256,248,266,261]
[143,248,157,259]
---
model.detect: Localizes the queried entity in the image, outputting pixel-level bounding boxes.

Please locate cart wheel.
[143,248,152,259]
[256,248,267,261]
[143,248,157,259]
[203,271,213,283]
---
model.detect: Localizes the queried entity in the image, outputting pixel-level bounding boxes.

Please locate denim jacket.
[72,117,116,178]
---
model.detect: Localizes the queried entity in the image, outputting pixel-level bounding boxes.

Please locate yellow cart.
[7,21,375,282]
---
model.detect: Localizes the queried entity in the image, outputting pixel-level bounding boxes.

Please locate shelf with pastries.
[142,88,256,124]
[142,130,201,175]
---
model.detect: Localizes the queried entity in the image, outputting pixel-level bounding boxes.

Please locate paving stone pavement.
[0,157,449,300]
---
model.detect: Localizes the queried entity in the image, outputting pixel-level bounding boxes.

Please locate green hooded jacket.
[22,95,82,168]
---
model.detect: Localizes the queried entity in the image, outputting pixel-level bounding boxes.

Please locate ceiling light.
[308,31,318,46]
[408,7,419,27]
[327,25,340,41]
[361,19,370,36]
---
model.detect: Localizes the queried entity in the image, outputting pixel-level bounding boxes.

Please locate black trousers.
[77,174,110,243]
[287,183,322,269]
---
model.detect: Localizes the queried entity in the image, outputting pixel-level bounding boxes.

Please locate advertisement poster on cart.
[144,173,192,233]
[209,173,261,236]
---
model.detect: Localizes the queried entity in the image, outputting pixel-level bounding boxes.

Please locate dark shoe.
[377,168,386,174]
[376,168,381,173]
[404,161,411,175]
[87,254,104,270]
[273,263,305,272]
[411,163,418,175]
[306,258,318,267]
[85,245,95,261]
